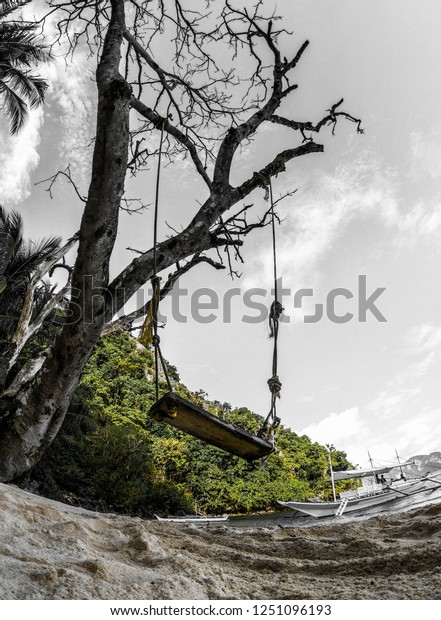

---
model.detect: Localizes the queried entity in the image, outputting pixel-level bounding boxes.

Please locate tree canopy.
[0,0,361,483]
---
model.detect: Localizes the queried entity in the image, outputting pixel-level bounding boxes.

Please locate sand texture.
[1,482,441,600]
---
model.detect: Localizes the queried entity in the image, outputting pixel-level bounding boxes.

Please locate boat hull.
[279,479,428,518]
[155,514,229,523]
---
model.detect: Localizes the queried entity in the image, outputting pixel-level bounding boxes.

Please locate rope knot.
[270,300,283,321]
[152,335,160,347]
[267,375,282,398]
[269,300,283,338]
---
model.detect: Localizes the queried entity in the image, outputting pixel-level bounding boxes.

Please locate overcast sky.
[2,0,441,467]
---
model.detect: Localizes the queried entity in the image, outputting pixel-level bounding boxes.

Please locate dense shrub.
[28,332,353,516]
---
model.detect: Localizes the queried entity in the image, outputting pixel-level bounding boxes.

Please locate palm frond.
[0,78,26,133]
[0,23,50,66]
[26,236,62,262]
[0,64,46,105]
[0,2,50,134]
[6,236,61,281]
[27,75,47,106]
[0,230,14,275]
[0,205,23,251]
[0,1,32,21]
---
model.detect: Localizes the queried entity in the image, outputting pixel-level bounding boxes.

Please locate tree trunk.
[0,0,131,482]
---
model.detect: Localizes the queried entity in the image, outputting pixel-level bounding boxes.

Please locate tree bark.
[0,0,131,481]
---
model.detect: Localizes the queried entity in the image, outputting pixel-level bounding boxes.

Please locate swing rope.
[258,177,282,445]
[138,119,172,400]
[142,123,282,454]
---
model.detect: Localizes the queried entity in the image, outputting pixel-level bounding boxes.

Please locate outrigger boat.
[278,458,439,518]
[154,514,229,524]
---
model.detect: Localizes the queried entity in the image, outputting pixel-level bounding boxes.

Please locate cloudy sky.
[2,0,441,467]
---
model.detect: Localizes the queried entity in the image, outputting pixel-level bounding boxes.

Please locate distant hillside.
[388,451,441,479]
[405,452,441,476]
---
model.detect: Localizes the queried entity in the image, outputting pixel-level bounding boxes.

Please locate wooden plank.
[149,392,273,461]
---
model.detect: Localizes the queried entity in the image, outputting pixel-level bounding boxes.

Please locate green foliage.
[31,331,353,516]
[0,1,50,135]
[74,333,156,429]
[83,425,153,511]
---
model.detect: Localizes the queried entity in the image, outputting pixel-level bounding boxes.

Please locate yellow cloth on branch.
[138,279,160,347]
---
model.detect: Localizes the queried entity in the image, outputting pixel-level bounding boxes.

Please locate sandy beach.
[1,482,441,600]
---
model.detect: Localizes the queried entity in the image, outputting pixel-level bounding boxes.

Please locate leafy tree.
[28,331,353,515]
[0,1,362,482]
[0,0,49,134]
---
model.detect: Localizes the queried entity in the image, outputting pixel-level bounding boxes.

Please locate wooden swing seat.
[149,392,274,461]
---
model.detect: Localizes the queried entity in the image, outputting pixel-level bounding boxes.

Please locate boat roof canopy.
[330,461,414,481]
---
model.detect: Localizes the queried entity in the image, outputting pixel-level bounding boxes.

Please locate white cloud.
[405,352,438,379]
[366,388,420,419]
[299,406,367,451]
[0,108,44,204]
[0,2,96,204]
[396,409,441,459]
[242,153,399,295]
[398,202,441,239]
[45,57,95,185]
[395,323,441,382]
[410,131,441,181]
[300,321,441,465]
[405,322,441,354]
[300,398,440,467]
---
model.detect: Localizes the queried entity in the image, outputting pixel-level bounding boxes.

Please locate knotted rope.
[138,119,172,400]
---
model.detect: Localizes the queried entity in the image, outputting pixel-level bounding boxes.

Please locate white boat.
[154,514,229,524]
[278,460,433,518]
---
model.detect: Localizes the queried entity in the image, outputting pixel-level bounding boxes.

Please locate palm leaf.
[0,1,32,21]
[0,205,23,252]
[0,23,50,65]
[27,74,47,107]
[0,2,50,134]
[0,78,26,133]
[0,230,13,276]
[5,236,61,282]
[0,64,46,105]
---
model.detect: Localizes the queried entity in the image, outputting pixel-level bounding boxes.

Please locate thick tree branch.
[212,6,310,189]
[232,142,323,202]
[271,99,364,139]
[8,284,70,371]
[103,253,225,334]
[130,96,212,188]
[9,232,79,351]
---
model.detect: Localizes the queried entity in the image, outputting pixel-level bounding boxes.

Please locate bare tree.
[0,0,362,481]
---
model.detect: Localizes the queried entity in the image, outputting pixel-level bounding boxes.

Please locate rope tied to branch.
[257,176,284,454]
[138,119,172,400]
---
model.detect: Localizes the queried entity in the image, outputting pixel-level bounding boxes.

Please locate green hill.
[27,332,354,516]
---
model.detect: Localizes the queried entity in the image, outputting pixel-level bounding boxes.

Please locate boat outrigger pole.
[328,448,337,502]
